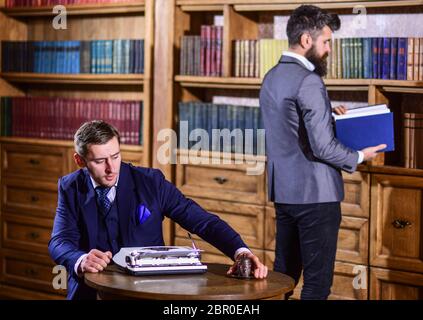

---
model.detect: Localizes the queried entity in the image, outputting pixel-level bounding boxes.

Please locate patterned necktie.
[95,186,112,214]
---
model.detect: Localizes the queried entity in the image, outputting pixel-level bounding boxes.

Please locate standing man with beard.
[259,5,386,300]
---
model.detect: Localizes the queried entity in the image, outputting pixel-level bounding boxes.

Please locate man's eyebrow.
[91,151,120,161]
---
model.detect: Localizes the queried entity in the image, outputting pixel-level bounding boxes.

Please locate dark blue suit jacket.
[48,162,247,299]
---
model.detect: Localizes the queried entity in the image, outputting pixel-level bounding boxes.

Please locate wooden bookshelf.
[0,0,155,299]
[154,0,423,300]
[1,73,144,85]
[176,75,423,90]
[177,0,423,12]
[0,136,144,151]
[0,2,145,17]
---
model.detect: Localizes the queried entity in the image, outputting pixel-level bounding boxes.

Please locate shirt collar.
[89,174,119,190]
[282,51,315,71]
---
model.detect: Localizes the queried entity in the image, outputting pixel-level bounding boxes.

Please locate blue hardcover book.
[381,38,391,79]
[372,38,379,78]
[397,37,408,80]
[334,105,394,152]
[362,38,372,78]
[390,38,398,80]
[244,106,254,155]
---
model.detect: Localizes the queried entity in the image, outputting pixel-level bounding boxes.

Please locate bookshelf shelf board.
[177,0,423,11]
[0,2,145,17]
[175,76,423,91]
[0,136,144,152]
[175,76,262,89]
[1,73,144,85]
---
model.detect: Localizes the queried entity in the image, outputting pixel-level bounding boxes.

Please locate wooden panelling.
[341,171,370,218]
[337,215,369,265]
[176,159,265,204]
[370,267,423,300]
[174,236,234,265]
[264,206,275,250]
[175,197,264,248]
[0,249,65,296]
[1,178,58,218]
[2,213,53,255]
[1,143,69,181]
[264,205,368,264]
[370,174,423,273]
[265,251,369,300]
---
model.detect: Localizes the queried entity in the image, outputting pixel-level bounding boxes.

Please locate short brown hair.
[74,120,120,157]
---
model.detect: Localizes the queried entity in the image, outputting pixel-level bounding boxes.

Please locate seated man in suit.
[48,120,268,299]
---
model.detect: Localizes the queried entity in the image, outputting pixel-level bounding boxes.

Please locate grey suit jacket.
[259,55,358,204]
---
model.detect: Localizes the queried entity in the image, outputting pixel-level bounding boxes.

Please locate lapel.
[116,163,137,246]
[79,169,98,249]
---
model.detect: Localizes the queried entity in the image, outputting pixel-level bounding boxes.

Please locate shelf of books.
[1,1,145,17]
[0,0,153,165]
[173,1,423,172]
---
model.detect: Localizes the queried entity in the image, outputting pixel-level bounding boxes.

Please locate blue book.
[397,37,408,80]
[381,38,391,79]
[334,105,394,152]
[390,38,398,80]
[362,38,372,79]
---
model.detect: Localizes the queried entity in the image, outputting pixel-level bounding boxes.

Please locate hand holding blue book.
[333,104,394,152]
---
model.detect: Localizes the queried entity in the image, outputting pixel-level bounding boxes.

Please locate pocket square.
[136,204,151,225]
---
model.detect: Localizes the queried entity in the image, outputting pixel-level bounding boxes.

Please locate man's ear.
[74,153,86,168]
[300,33,312,50]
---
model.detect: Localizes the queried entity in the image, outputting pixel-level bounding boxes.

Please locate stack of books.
[114,246,207,275]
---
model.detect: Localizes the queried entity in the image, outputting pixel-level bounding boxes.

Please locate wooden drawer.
[264,206,275,250]
[337,215,368,265]
[1,143,69,181]
[265,207,368,264]
[174,198,264,249]
[2,213,52,255]
[176,161,265,205]
[0,249,65,296]
[264,251,368,300]
[341,171,370,218]
[370,174,423,273]
[370,267,423,300]
[2,178,58,218]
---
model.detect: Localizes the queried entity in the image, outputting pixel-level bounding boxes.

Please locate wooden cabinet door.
[370,267,423,300]
[370,174,423,273]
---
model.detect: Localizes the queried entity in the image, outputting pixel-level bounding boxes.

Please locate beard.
[305,45,329,77]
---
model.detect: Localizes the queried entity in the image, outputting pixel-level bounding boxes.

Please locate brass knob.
[28,232,40,239]
[25,268,38,276]
[214,176,228,184]
[29,159,40,165]
[392,219,412,229]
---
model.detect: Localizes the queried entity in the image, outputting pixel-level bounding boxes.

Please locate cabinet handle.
[30,195,39,202]
[24,268,38,276]
[29,159,40,165]
[28,232,40,239]
[392,219,412,229]
[214,176,228,184]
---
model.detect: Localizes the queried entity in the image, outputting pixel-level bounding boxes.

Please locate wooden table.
[85,263,294,300]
